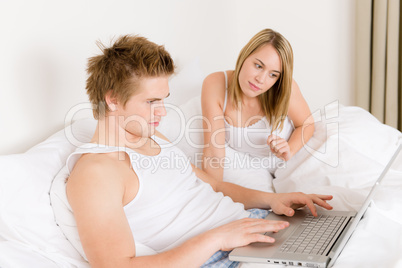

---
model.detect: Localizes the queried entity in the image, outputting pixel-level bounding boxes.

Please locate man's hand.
[269,193,333,217]
[208,218,290,251]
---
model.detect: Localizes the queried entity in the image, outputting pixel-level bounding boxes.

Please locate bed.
[0,67,401,268]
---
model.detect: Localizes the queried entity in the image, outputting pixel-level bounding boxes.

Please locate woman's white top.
[221,71,294,190]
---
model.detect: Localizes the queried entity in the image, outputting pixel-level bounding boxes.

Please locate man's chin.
[148,126,157,136]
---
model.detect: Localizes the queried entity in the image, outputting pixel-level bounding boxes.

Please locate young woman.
[202,28,315,192]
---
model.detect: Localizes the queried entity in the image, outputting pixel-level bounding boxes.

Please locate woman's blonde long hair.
[229,29,293,131]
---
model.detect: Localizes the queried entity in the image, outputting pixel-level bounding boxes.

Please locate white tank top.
[223,72,294,157]
[222,71,294,158]
[54,135,249,258]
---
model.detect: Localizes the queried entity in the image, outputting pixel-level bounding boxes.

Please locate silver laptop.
[229,144,402,268]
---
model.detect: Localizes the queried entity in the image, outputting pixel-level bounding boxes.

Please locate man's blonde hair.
[86,35,175,119]
[229,29,293,131]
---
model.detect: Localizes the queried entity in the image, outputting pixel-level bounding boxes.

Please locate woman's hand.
[267,134,291,161]
[209,218,289,251]
[269,193,333,217]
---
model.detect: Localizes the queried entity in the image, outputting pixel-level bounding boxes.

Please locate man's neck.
[91,117,149,150]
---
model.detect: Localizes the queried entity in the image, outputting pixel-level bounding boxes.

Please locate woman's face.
[238,44,282,98]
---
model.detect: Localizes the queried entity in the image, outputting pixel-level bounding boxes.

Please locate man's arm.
[192,164,333,216]
[155,130,332,216]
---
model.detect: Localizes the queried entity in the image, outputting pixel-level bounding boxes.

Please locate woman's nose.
[255,73,266,84]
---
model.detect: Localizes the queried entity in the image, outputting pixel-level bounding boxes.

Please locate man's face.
[115,76,170,142]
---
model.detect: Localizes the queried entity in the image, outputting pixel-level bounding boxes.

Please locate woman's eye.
[255,64,262,69]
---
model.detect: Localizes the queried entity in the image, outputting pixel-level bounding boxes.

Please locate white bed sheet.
[237,103,402,268]
[0,95,401,268]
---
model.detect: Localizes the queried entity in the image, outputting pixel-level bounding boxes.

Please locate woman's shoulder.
[203,71,224,86]
[201,71,231,113]
[202,70,234,96]
[203,70,233,84]
[201,72,225,108]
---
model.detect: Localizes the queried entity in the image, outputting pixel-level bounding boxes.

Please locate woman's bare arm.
[268,79,315,160]
[201,72,228,180]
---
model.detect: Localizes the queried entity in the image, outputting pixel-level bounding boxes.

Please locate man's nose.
[154,103,167,116]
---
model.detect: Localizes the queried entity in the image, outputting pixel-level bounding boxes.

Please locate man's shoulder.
[66,151,134,212]
[78,151,125,168]
[69,151,131,184]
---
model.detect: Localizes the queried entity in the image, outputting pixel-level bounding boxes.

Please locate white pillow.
[274,104,402,188]
[0,118,96,267]
[273,104,402,210]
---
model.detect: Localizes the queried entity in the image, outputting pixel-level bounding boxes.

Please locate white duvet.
[0,95,401,268]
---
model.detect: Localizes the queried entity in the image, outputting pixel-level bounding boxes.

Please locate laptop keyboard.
[279,214,347,255]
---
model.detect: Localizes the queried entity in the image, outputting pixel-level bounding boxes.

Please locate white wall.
[0,0,356,155]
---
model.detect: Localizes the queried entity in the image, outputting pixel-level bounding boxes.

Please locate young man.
[52,35,333,267]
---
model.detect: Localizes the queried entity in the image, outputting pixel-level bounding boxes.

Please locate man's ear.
[105,90,118,112]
